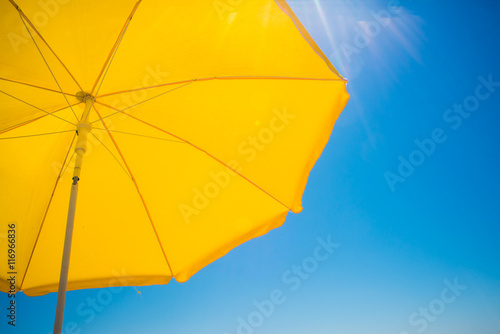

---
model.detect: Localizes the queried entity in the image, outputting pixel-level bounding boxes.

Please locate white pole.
[53,95,93,334]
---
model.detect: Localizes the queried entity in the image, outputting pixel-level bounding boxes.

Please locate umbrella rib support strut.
[53,95,93,334]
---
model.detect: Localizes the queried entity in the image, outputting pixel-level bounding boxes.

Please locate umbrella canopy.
[0,0,348,299]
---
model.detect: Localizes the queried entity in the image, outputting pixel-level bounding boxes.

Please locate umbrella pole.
[53,176,79,334]
[53,96,93,334]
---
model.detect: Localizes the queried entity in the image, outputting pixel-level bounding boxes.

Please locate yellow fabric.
[0,0,349,296]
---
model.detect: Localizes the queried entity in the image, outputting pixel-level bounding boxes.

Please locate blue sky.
[3,0,500,333]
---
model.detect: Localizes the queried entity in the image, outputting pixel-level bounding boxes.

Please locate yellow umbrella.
[0,0,348,332]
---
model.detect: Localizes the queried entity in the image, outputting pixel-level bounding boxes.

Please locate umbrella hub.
[75,91,93,103]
